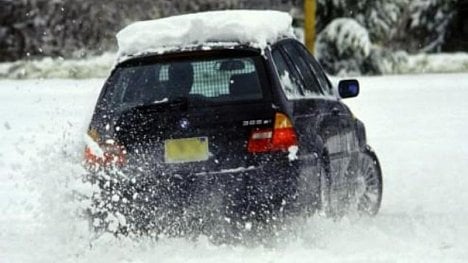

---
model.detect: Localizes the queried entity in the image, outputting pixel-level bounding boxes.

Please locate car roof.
[116,10,295,61]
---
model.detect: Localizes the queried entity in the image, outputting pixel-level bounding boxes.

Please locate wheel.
[354,146,383,216]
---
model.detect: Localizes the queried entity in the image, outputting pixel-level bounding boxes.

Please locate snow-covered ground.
[1,74,467,262]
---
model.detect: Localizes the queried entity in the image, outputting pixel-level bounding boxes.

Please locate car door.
[270,45,332,161]
[278,40,352,195]
[296,42,361,196]
[296,43,359,160]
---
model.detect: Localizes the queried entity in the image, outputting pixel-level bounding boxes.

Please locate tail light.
[248,113,298,153]
[84,129,126,168]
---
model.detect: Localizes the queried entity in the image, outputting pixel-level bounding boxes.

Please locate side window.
[282,42,324,96]
[271,48,303,99]
[296,44,333,96]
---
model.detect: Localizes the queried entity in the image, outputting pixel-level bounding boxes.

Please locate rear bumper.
[87,159,302,220]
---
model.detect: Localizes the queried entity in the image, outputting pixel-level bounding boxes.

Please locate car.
[84,10,382,237]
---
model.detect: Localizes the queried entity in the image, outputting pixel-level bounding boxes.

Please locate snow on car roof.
[116,10,295,59]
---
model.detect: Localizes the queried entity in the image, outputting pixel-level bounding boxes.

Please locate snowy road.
[0,74,467,262]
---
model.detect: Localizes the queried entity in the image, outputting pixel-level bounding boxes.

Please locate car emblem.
[179,118,190,129]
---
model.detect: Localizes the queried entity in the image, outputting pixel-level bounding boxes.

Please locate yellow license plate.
[164,137,209,164]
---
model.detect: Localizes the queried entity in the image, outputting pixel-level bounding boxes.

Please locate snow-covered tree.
[0,0,300,61]
[363,0,408,45]
[405,0,457,53]
[316,18,372,76]
[317,0,407,46]
[315,0,457,74]
[0,0,460,65]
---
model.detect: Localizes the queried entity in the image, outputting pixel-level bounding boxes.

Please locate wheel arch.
[355,118,368,150]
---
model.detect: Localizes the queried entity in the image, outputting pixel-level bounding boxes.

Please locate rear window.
[104,55,265,111]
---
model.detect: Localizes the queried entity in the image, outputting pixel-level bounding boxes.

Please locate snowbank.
[399,52,468,75]
[1,51,468,80]
[0,53,115,79]
[116,10,295,58]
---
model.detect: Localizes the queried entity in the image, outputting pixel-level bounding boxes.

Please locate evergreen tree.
[405,0,457,53]
[0,0,460,64]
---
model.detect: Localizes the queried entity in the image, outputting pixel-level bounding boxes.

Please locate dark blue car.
[84,11,382,238]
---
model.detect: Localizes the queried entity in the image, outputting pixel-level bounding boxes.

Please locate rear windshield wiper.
[129,97,189,112]
[152,98,169,104]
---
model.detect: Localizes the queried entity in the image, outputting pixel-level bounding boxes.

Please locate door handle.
[331,107,340,116]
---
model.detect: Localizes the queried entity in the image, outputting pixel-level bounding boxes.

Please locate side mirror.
[338,79,360,99]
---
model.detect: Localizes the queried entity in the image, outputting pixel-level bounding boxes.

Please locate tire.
[354,146,383,216]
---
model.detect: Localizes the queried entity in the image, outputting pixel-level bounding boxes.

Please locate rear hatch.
[116,102,275,173]
[98,49,278,173]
